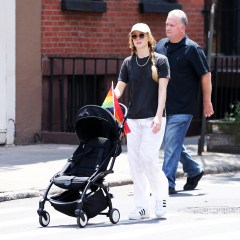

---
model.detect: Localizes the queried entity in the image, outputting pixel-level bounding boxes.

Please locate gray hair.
[168,9,188,27]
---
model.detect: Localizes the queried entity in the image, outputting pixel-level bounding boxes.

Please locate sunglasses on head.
[131,33,145,39]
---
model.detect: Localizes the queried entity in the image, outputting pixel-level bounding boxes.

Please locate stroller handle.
[119,103,128,123]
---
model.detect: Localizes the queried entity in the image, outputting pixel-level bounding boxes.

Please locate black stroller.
[37,104,127,228]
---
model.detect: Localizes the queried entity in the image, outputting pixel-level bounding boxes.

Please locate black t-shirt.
[118,52,170,119]
[155,36,210,115]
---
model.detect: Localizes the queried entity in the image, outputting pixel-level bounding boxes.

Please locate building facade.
[1,0,238,145]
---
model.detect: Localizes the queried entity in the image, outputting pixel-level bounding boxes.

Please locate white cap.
[130,23,151,34]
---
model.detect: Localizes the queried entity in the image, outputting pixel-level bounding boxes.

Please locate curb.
[0,190,41,202]
[0,179,134,203]
[1,166,240,203]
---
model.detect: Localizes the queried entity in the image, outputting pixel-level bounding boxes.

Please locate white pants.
[127,118,168,210]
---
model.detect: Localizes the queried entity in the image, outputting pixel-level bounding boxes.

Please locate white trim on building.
[0,0,16,145]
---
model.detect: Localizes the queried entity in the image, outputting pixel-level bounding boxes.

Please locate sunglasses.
[131,33,145,40]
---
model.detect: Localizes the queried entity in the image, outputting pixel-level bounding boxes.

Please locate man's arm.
[201,72,214,117]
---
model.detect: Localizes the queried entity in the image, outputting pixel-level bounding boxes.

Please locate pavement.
[0,136,240,202]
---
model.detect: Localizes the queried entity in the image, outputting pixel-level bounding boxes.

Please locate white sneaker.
[155,200,167,218]
[128,207,150,220]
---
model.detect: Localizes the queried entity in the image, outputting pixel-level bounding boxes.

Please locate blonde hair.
[129,32,159,82]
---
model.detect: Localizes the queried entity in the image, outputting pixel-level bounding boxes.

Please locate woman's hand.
[151,116,162,134]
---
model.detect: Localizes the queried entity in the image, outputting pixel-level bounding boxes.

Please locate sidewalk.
[0,136,240,202]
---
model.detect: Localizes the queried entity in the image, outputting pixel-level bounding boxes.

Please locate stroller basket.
[49,189,108,218]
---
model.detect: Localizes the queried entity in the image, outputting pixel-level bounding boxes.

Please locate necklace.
[136,55,150,67]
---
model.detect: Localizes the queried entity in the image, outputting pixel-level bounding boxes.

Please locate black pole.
[198,0,217,155]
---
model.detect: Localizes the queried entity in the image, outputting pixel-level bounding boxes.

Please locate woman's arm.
[114,81,127,99]
[151,77,169,133]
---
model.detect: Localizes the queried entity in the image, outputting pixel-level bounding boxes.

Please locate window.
[204,0,240,55]
[139,0,182,13]
[61,0,106,13]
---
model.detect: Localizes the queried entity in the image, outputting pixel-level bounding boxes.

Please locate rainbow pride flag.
[101,86,114,114]
[102,84,130,135]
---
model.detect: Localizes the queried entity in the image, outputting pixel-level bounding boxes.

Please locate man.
[155,9,214,194]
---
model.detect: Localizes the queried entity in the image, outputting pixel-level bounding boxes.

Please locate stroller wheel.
[77,211,88,228]
[109,208,120,224]
[39,211,50,227]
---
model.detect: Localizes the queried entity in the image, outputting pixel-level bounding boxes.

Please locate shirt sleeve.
[189,46,210,77]
[157,56,171,79]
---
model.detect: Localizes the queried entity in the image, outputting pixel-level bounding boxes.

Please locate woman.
[115,23,170,220]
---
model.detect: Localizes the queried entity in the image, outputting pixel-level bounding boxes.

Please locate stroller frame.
[37,104,127,228]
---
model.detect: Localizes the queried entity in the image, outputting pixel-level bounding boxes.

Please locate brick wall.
[41,0,206,58]
[180,0,205,45]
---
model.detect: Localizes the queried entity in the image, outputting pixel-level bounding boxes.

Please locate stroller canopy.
[75,105,120,142]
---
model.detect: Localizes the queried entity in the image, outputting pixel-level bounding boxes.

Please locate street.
[0,172,240,240]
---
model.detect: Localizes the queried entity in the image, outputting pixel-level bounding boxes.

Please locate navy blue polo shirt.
[155,36,210,115]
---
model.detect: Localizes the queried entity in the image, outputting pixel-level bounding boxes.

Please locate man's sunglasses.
[131,33,145,40]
